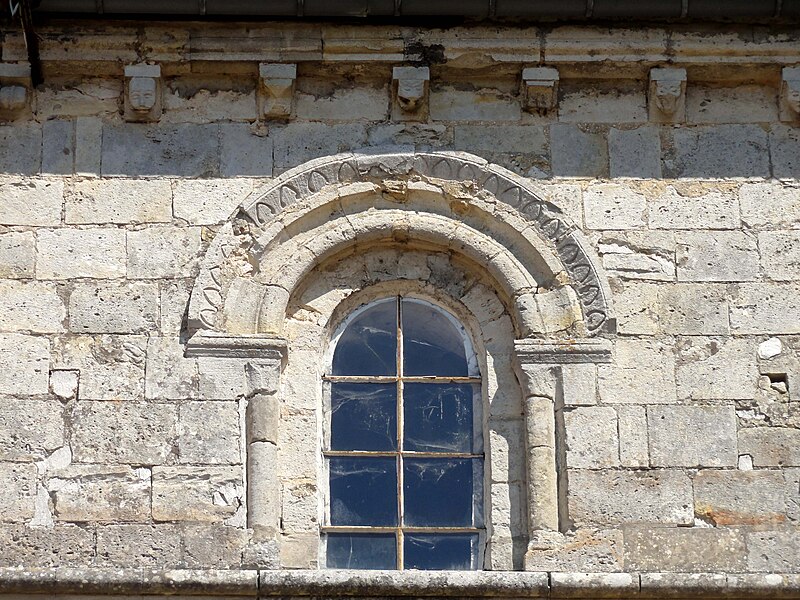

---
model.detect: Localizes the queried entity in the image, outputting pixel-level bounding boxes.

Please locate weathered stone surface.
[583,184,647,230]
[0,398,65,461]
[488,418,525,484]
[609,281,659,335]
[739,427,800,467]
[740,182,800,229]
[550,124,608,178]
[37,228,126,279]
[127,227,202,279]
[608,126,661,178]
[676,231,759,282]
[97,524,182,567]
[65,179,172,224]
[694,470,787,526]
[430,86,520,122]
[560,84,646,123]
[219,123,275,177]
[525,529,624,572]
[160,279,192,335]
[687,84,778,124]
[598,339,677,404]
[272,122,366,171]
[295,85,388,121]
[281,478,319,533]
[624,525,747,572]
[50,369,79,400]
[648,185,739,230]
[179,401,241,465]
[69,282,159,334]
[70,401,177,464]
[0,178,62,226]
[664,124,770,178]
[0,231,35,278]
[563,407,619,469]
[599,231,675,282]
[279,532,319,569]
[648,405,737,467]
[560,364,598,406]
[0,463,36,522]
[173,179,253,225]
[657,283,729,335]
[0,281,66,333]
[152,465,243,522]
[48,465,151,522]
[730,283,800,334]
[0,123,42,175]
[145,336,199,400]
[770,124,800,179]
[0,333,50,395]
[198,357,245,400]
[75,116,103,175]
[616,405,649,468]
[760,230,800,281]
[746,528,800,572]
[787,468,800,522]
[183,523,249,568]
[454,125,547,155]
[568,469,693,526]
[42,119,75,175]
[0,524,94,566]
[675,337,759,400]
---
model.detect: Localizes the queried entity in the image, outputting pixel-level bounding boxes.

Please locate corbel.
[124,63,162,123]
[648,67,687,123]
[521,67,559,114]
[392,66,430,120]
[0,62,33,121]
[780,66,800,123]
[258,63,297,119]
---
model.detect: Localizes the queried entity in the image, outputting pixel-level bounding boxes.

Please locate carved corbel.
[780,66,800,123]
[521,67,559,114]
[0,63,33,121]
[392,66,430,120]
[124,64,162,123]
[649,67,687,123]
[258,63,297,119]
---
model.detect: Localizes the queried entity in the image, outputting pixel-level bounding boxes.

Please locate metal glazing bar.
[324,450,483,458]
[396,295,404,570]
[322,526,483,533]
[323,375,481,383]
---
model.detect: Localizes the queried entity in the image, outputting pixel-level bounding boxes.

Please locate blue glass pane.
[332,299,397,376]
[403,458,478,527]
[404,383,478,453]
[326,533,397,569]
[330,383,397,451]
[404,533,479,570]
[329,457,397,526]
[402,299,469,377]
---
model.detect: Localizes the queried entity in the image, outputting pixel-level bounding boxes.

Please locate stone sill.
[0,569,799,599]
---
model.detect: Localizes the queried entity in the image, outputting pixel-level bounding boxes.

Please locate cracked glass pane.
[326,533,397,569]
[330,383,397,451]
[403,383,480,453]
[332,298,397,376]
[403,533,479,570]
[403,458,481,527]
[402,299,470,377]
[329,457,398,526]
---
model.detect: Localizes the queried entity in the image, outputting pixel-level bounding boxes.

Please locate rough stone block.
[96,523,182,567]
[454,125,547,155]
[0,281,66,333]
[563,407,619,469]
[162,88,257,124]
[694,470,786,526]
[787,468,800,522]
[550,124,608,178]
[70,401,177,464]
[0,123,42,175]
[50,369,79,400]
[740,182,800,229]
[152,465,243,522]
[219,123,275,177]
[524,529,623,572]
[624,526,747,572]
[198,357,245,400]
[0,231,35,278]
[746,528,800,572]
[730,283,800,334]
[739,427,800,467]
[610,281,659,335]
[69,282,159,334]
[430,86,521,122]
[561,363,598,406]
[173,179,253,225]
[657,283,729,335]
[488,418,525,483]
[277,408,316,480]
[583,184,646,230]
[568,469,693,526]
[48,464,151,522]
[0,462,36,522]
[183,524,249,568]
[42,119,75,175]
[279,532,318,569]
[559,84,646,123]
[0,524,94,566]
[599,231,676,282]
[37,227,126,279]
[160,279,192,335]
[179,401,241,465]
[65,179,172,224]
[272,122,366,171]
[0,333,49,395]
[0,178,62,226]
[608,126,661,178]
[127,227,202,279]
[145,336,199,400]
[687,85,779,124]
[616,405,649,467]
[648,185,739,230]
[598,339,677,405]
[760,230,800,281]
[648,405,737,467]
[664,125,770,178]
[0,398,64,461]
[675,337,759,400]
[295,85,388,121]
[770,124,800,179]
[74,116,103,175]
[676,231,759,282]
[282,478,319,533]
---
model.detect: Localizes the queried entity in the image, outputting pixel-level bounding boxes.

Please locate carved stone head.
[396,79,426,112]
[785,79,800,115]
[124,64,162,122]
[128,76,157,112]
[0,63,33,121]
[392,66,430,120]
[653,79,683,115]
[648,67,687,122]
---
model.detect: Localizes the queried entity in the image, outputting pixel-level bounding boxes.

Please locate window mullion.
[396,295,404,570]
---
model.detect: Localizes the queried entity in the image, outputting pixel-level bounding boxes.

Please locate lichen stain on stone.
[695,504,786,527]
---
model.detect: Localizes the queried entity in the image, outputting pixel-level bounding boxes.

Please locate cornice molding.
[185,331,288,359]
[514,338,613,364]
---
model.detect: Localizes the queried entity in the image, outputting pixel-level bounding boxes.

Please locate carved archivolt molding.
[188,149,615,338]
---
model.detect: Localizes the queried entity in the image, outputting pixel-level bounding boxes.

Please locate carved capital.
[780,66,800,123]
[392,66,430,120]
[259,63,297,119]
[514,338,613,365]
[185,331,288,360]
[0,63,33,121]
[648,67,687,123]
[521,67,559,114]
[124,63,162,123]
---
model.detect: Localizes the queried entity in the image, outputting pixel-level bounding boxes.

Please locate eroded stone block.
[65,179,172,224]
[152,465,243,522]
[676,231,759,282]
[759,230,800,281]
[0,333,49,395]
[648,405,737,467]
[37,227,126,279]
[694,470,786,526]
[179,401,241,465]
[127,226,202,279]
[564,407,619,469]
[0,398,64,461]
[97,523,182,567]
[0,462,36,522]
[69,282,159,334]
[0,281,66,333]
[739,427,800,467]
[0,231,35,278]
[625,525,747,572]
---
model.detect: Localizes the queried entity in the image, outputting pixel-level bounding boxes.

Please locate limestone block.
[127,226,202,279]
[560,84,646,123]
[145,336,199,400]
[272,122,366,171]
[740,182,800,229]
[0,333,49,395]
[787,469,800,522]
[657,283,729,335]
[648,405,737,467]
[0,523,94,567]
[0,398,64,461]
[770,124,800,179]
[0,123,42,175]
[730,283,800,334]
[281,479,319,533]
[569,469,692,527]
[739,427,800,467]
[524,528,623,572]
[277,408,317,480]
[50,369,79,400]
[563,407,619,469]
[0,178,62,226]
[366,122,452,148]
[65,179,172,224]
[488,417,525,483]
[608,126,661,178]
[648,185,739,230]
[454,125,547,156]
[599,231,676,282]
[75,117,102,175]
[48,465,151,522]
[37,228,126,279]
[687,85,779,124]
[42,119,74,175]
[279,532,318,569]
[610,281,659,335]
[198,357,245,400]
[70,401,177,464]
[616,405,649,468]
[430,86,521,122]
[96,523,182,568]
[0,462,36,522]
[162,88,257,124]
[663,125,770,178]
[219,123,275,177]
[0,231,35,278]
[36,80,121,119]
[759,230,800,281]
[179,401,241,465]
[583,184,646,230]
[69,282,159,334]
[675,337,759,400]
[693,470,786,526]
[746,529,800,573]
[152,465,243,522]
[0,281,66,333]
[541,183,583,228]
[160,279,191,335]
[173,179,253,225]
[489,481,526,535]
[550,124,608,178]
[624,526,746,572]
[183,524,249,568]
[296,85,388,121]
[561,363,598,406]
[676,231,759,282]
[598,339,677,405]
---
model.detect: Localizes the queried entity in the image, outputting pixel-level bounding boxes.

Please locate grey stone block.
[0,333,49,395]
[730,283,800,334]
[746,528,800,572]
[625,525,747,572]
[759,230,800,281]
[454,125,547,155]
[0,462,37,522]
[0,281,66,333]
[608,126,661,178]
[179,401,241,465]
[563,407,619,469]
[0,398,65,461]
[550,123,608,178]
[145,336,199,400]
[675,337,759,401]
[770,124,800,179]
[69,281,159,334]
[220,123,274,177]
[0,524,94,567]
[75,116,102,175]
[0,122,42,175]
[152,465,243,522]
[694,470,786,526]
[272,122,367,171]
[664,125,770,178]
[37,227,126,279]
[65,179,172,224]
[42,119,75,174]
[0,178,63,226]
[0,231,35,278]
[739,427,800,467]
[657,283,730,335]
[648,405,738,467]
[97,524,183,567]
[127,226,202,279]
[676,231,759,282]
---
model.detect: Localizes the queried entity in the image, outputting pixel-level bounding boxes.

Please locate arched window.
[322,296,485,570]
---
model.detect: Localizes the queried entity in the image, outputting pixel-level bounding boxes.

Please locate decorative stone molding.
[258,63,297,119]
[648,67,687,123]
[186,331,288,360]
[521,67,559,114]
[123,63,162,123]
[392,66,430,120]
[780,66,800,123]
[0,62,33,121]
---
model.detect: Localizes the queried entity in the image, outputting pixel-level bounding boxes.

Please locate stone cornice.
[185,331,288,359]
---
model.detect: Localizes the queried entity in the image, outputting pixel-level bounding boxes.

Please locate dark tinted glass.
[330,383,397,451]
[403,458,477,527]
[329,457,397,526]
[403,383,478,453]
[326,533,397,569]
[404,533,479,570]
[332,299,397,376]
[402,299,468,376]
